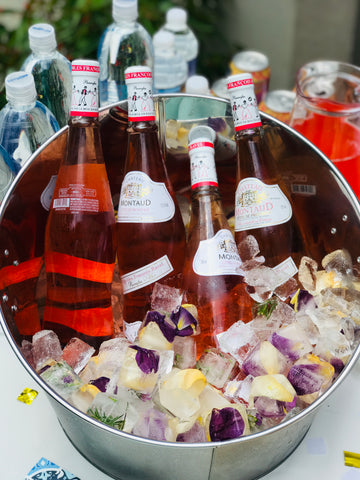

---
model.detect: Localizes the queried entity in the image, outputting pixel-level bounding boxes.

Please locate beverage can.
[259,89,296,124]
[229,50,270,103]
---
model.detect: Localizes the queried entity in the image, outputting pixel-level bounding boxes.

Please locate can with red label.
[229,50,271,104]
[259,89,296,124]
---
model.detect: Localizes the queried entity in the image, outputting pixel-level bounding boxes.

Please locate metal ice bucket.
[1,94,360,480]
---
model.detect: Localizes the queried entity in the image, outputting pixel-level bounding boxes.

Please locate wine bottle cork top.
[227,73,254,91]
[124,66,153,84]
[71,60,100,78]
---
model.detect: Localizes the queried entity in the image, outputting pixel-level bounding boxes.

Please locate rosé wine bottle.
[182,127,254,357]
[116,66,186,341]
[228,73,303,275]
[43,60,116,350]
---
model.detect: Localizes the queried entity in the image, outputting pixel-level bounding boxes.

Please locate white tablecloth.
[1,329,360,480]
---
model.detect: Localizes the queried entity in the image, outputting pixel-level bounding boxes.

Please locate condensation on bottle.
[0,71,59,172]
[183,126,254,357]
[152,30,187,94]
[116,65,186,341]
[22,23,72,128]
[98,0,154,107]
[159,7,199,77]
[43,59,116,350]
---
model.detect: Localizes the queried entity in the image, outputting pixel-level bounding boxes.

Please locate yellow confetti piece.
[17,388,38,405]
[344,450,360,468]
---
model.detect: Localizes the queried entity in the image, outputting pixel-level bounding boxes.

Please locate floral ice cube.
[224,373,254,405]
[237,234,261,261]
[138,310,176,350]
[87,392,128,431]
[158,368,206,419]
[173,336,197,369]
[32,330,63,371]
[118,345,160,393]
[197,385,231,426]
[242,341,290,377]
[132,407,176,442]
[69,383,100,412]
[269,323,312,362]
[196,348,238,389]
[40,360,83,399]
[150,282,184,313]
[249,374,296,406]
[208,405,249,441]
[253,395,296,419]
[217,320,260,365]
[61,337,95,374]
[176,420,207,443]
[287,354,335,404]
[298,256,319,293]
[171,305,198,337]
[244,266,285,303]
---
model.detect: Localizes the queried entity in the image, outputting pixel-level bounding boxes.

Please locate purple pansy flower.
[209,407,245,442]
[130,345,160,374]
[143,310,177,343]
[89,376,110,392]
[170,306,197,337]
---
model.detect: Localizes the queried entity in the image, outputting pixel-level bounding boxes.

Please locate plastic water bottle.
[153,30,187,94]
[185,75,210,95]
[160,7,199,76]
[0,144,16,202]
[98,0,154,107]
[21,23,72,128]
[0,71,59,171]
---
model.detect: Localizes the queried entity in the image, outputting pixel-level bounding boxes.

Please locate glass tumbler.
[289,60,360,198]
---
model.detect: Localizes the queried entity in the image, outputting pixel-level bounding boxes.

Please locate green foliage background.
[0,0,241,108]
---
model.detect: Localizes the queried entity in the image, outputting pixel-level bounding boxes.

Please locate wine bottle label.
[71,64,100,117]
[52,183,100,213]
[272,256,298,285]
[228,76,262,131]
[189,141,218,188]
[117,171,175,223]
[193,229,244,276]
[121,255,174,294]
[127,82,156,122]
[235,177,292,231]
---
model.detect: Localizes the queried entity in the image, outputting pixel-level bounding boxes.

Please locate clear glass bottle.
[0,72,59,173]
[152,30,187,94]
[228,73,301,273]
[98,0,154,107]
[22,23,72,128]
[116,66,186,341]
[159,7,199,77]
[43,60,116,350]
[182,127,253,357]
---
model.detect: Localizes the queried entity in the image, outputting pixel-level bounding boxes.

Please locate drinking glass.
[289,60,360,198]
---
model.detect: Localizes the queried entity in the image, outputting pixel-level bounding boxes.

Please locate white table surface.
[1,328,360,480]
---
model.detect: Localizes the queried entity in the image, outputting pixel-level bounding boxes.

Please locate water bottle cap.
[112,0,138,22]
[165,7,187,31]
[28,23,57,53]
[125,66,152,84]
[185,75,210,95]
[5,71,37,104]
[71,59,100,78]
[153,30,175,50]
[188,125,216,144]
